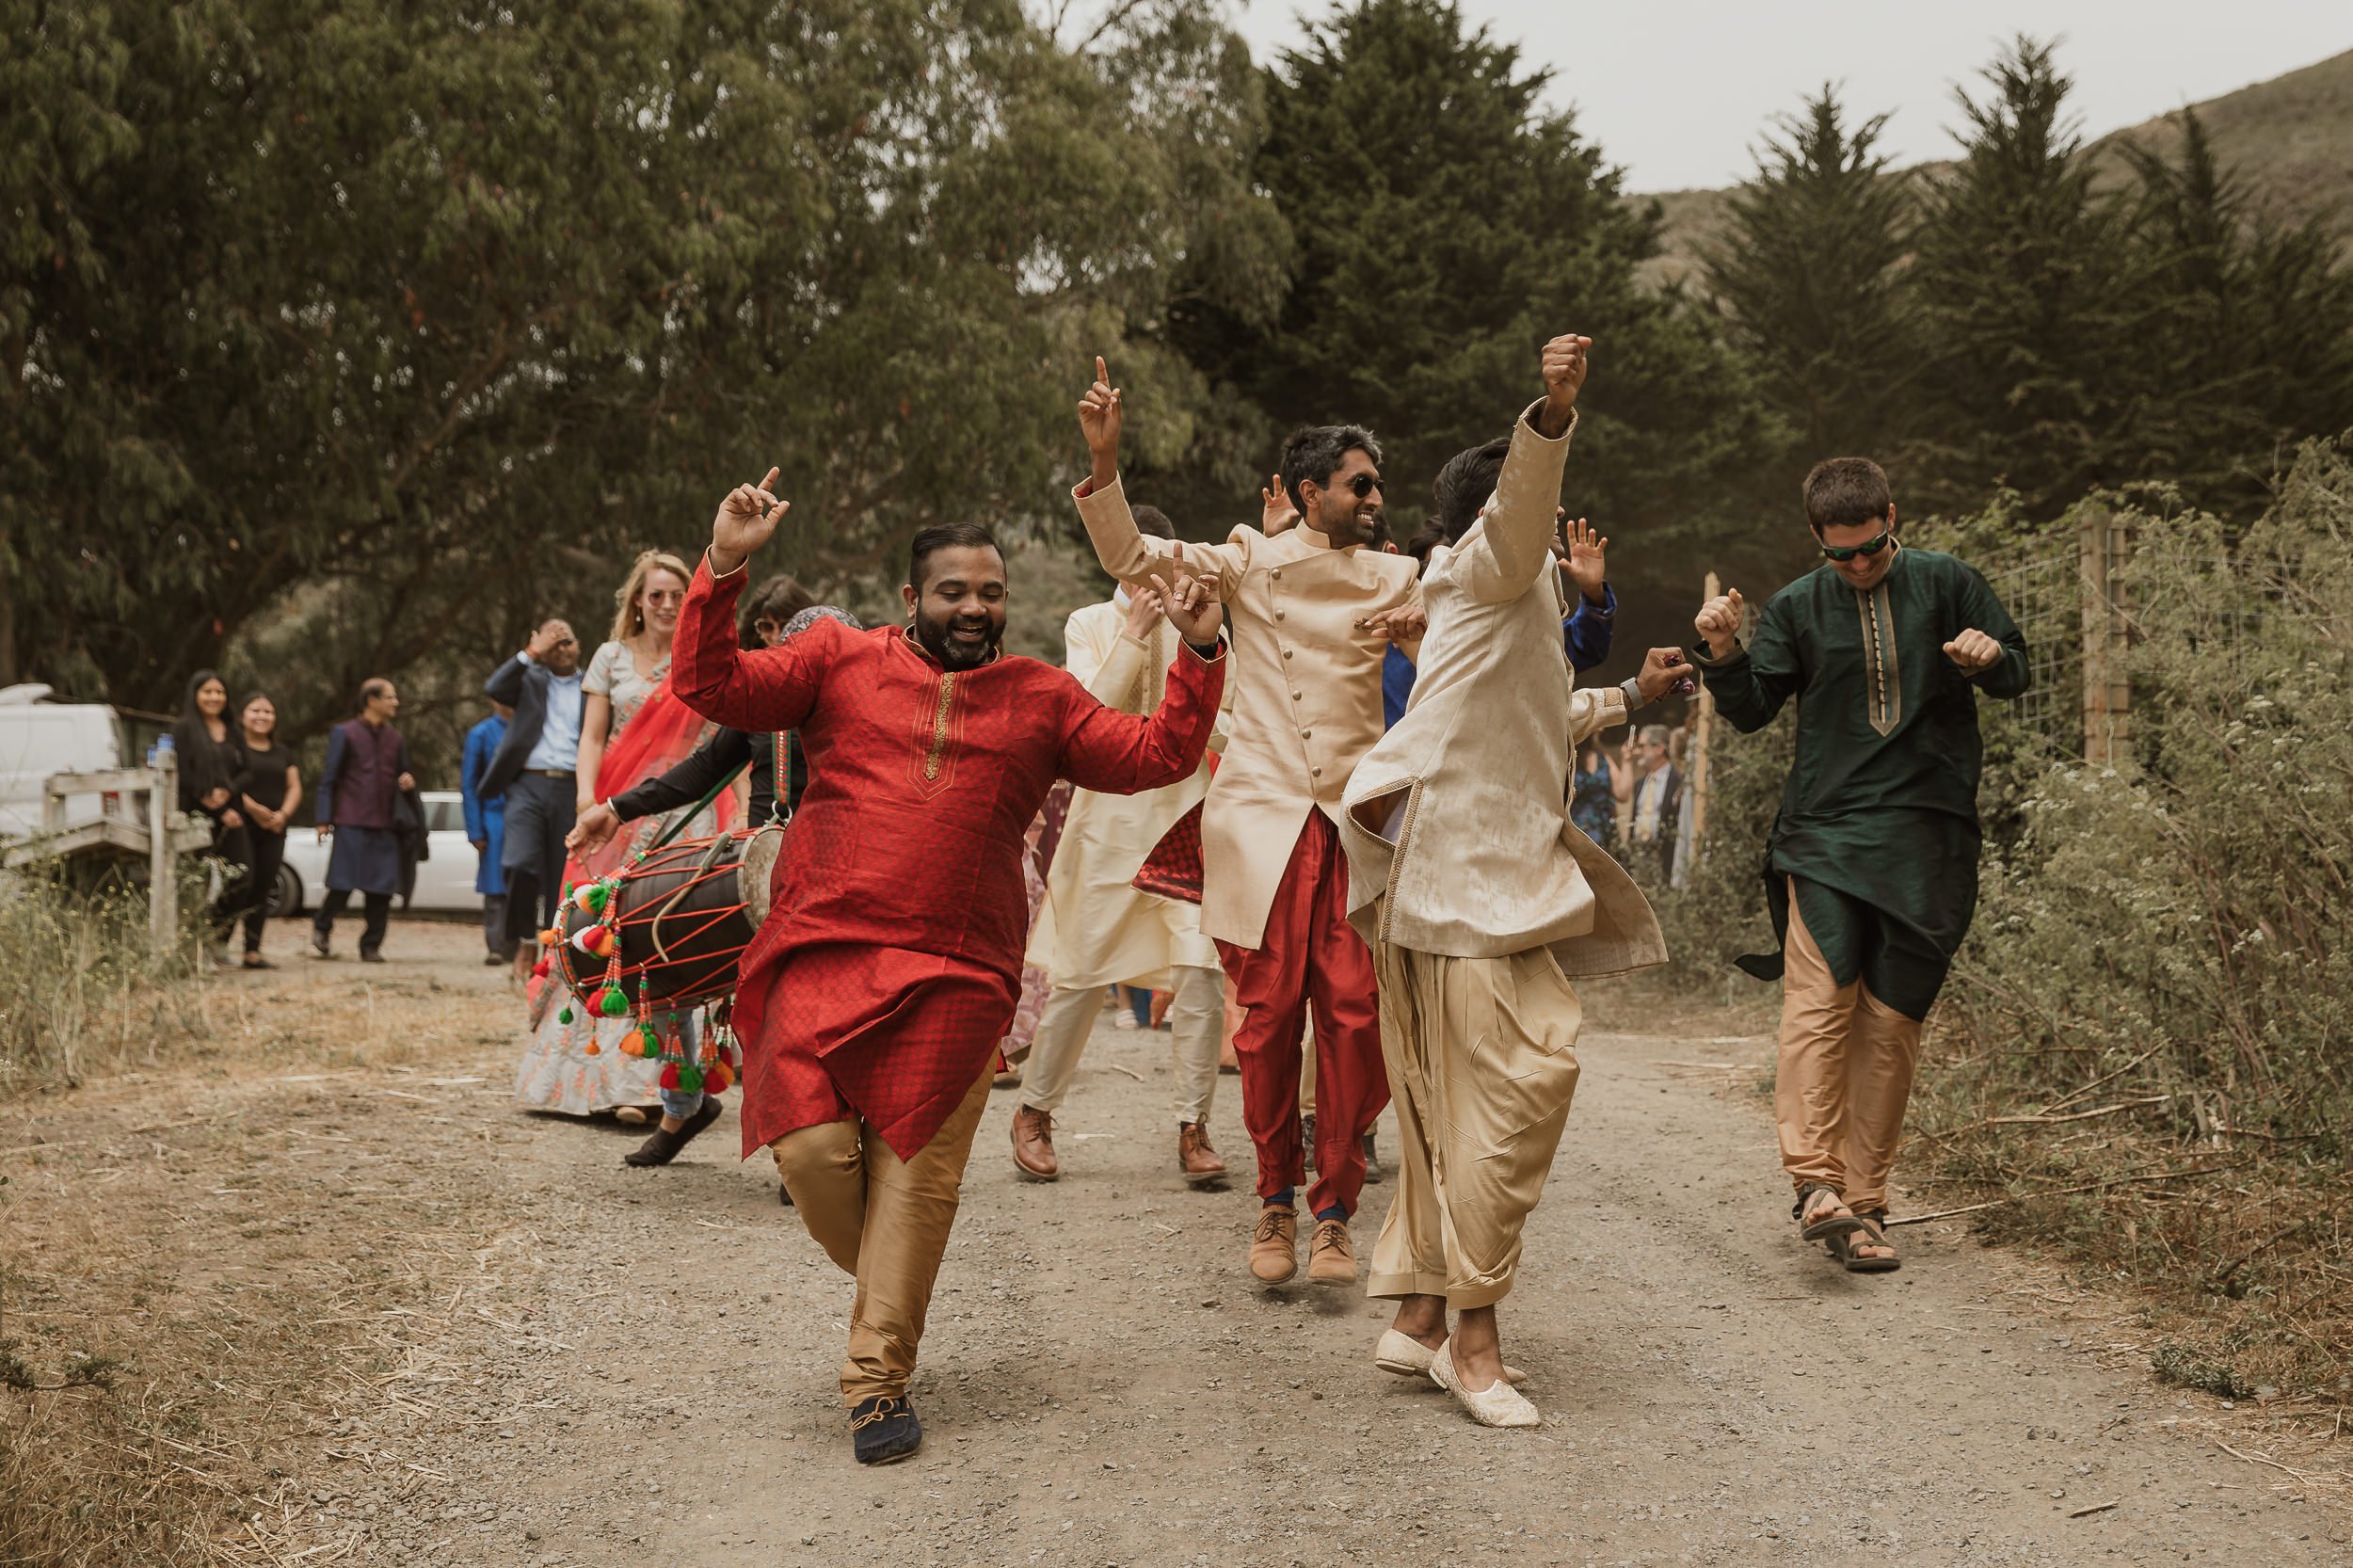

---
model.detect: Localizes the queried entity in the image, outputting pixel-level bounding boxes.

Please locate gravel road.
[294,932,2347,1567]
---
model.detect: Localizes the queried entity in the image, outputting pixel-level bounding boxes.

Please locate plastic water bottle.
[151,732,175,768]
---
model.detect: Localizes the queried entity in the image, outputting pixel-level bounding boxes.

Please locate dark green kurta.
[1695,546,2030,1017]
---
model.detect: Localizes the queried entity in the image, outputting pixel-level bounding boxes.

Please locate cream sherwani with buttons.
[1339,402,1668,1309]
[1071,479,1420,951]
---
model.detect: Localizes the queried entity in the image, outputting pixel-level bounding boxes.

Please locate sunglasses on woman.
[1819,527,1894,563]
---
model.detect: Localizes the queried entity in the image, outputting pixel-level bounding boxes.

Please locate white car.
[273,790,490,916]
[0,684,134,840]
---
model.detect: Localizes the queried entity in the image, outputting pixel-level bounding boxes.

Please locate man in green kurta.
[1693,456,2028,1271]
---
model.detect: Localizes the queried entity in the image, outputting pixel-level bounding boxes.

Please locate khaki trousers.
[1367,942,1583,1310]
[770,1064,994,1405]
[1777,883,1924,1214]
[1020,965,1224,1126]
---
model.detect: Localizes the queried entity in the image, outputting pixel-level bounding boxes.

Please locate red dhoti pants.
[1215,809,1386,1219]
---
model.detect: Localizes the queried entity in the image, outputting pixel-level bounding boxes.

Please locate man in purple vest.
[312,677,415,962]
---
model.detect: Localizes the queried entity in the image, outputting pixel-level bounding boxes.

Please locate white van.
[0,684,132,841]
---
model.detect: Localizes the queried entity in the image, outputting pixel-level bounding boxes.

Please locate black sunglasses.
[1337,472,1383,500]
[1819,527,1894,563]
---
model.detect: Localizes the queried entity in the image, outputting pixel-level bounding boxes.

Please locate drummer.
[566,581,859,1170]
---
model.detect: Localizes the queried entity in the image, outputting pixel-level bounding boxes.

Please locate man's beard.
[913,608,1003,670]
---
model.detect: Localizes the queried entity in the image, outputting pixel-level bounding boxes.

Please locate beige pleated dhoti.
[1366,941,1583,1309]
[769,1064,995,1404]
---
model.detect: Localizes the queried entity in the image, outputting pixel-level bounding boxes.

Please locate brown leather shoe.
[1249,1206,1298,1283]
[1306,1218,1356,1286]
[1176,1122,1227,1185]
[1011,1104,1059,1181]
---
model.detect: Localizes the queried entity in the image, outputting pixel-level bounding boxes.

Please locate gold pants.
[1367,942,1582,1310]
[1777,883,1924,1214]
[769,1064,994,1404]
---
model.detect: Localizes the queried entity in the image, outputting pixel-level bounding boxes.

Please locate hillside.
[1638,45,2353,291]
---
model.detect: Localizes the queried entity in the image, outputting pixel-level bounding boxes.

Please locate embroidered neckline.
[1854,581,1902,735]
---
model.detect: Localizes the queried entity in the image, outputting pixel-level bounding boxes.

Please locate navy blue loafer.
[850,1394,922,1465]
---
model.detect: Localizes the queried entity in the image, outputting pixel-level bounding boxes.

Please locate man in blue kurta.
[460,700,513,966]
[1692,457,2028,1272]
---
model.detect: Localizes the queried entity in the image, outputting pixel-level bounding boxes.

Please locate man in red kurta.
[670,470,1227,1466]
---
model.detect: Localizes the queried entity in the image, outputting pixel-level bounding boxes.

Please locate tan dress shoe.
[1249,1206,1298,1283]
[1011,1104,1059,1180]
[1306,1218,1356,1285]
[1176,1122,1227,1184]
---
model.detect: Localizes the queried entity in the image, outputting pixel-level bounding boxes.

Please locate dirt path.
[16,924,2349,1566]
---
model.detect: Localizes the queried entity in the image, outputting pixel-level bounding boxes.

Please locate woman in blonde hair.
[576,549,694,817]
[515,548,737,1124]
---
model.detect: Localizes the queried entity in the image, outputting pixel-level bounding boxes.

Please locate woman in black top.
[172,670,250,962]
[232,693,303,968]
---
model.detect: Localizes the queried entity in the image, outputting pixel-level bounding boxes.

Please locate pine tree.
[1160,0,1768,575]
[1905,37,2141,520]
[1702,87,1917,483]
[2118,109,2353,515]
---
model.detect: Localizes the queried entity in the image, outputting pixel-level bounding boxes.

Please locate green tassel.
[678,1064,704,1095]
[598,986,629,1017]
[557,1005,574,1024]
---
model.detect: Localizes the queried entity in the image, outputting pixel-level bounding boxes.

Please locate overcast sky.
[1229,2,2353,192]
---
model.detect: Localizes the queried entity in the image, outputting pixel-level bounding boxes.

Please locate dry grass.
[1902,1053,2353,1422]
[0,922,513,1567]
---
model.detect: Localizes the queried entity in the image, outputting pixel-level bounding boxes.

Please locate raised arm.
[1070,590,1168,712]
[1072,355,1246,593]
[1058,563,1226,792]
[671,470,827,733]
[1454,335,1589,605]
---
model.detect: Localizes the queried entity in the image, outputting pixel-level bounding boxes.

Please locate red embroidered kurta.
[671,559,1226,1160]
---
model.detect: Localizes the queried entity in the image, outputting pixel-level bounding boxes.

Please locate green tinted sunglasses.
[1820,528,1894,563]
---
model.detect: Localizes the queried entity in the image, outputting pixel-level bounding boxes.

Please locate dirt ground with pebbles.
[8,921,2349,1567]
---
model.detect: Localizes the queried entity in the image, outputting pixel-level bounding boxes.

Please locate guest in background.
[173,670,250,967]
[1571,736,1618,854]
[312,678,414,963]
[1626,723,1684,886]
[232,693,300,969]
[481,618,584,979]
[461,698,516,968]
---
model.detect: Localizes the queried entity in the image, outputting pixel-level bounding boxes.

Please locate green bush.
[1945,441,2353,1150]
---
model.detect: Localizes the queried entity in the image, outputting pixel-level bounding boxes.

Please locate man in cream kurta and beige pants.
[1009,507,1233,1187]
[1072,357,1424,1287]
[1341,335,1683,1428]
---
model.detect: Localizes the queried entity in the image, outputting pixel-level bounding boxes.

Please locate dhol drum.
[554,830,757,1009]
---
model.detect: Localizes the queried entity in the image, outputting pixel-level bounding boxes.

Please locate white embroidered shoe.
[1374,1330,1527,1385]
[1430,1340,1541,1428]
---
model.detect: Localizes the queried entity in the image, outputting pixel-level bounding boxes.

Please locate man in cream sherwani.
[1340,334,1683,1428]
[1010,505,1232,1188]
[1072,357,1424,1288]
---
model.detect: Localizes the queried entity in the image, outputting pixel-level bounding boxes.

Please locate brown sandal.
[1794,1183,1867,1242]
[1828,1211,1901,1272]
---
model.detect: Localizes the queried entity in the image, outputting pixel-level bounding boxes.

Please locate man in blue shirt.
[483,619,584,976]
[1383,509,1617,728]
[460,699,515,967]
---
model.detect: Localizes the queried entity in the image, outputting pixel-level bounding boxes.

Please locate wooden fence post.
[150,750,178,964]
[2079,504,2134,769]
[1689,570,1720,854]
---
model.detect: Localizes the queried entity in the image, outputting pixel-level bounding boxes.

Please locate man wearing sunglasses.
[1691,457,2029,1273]
[1072,355,1423,1290]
